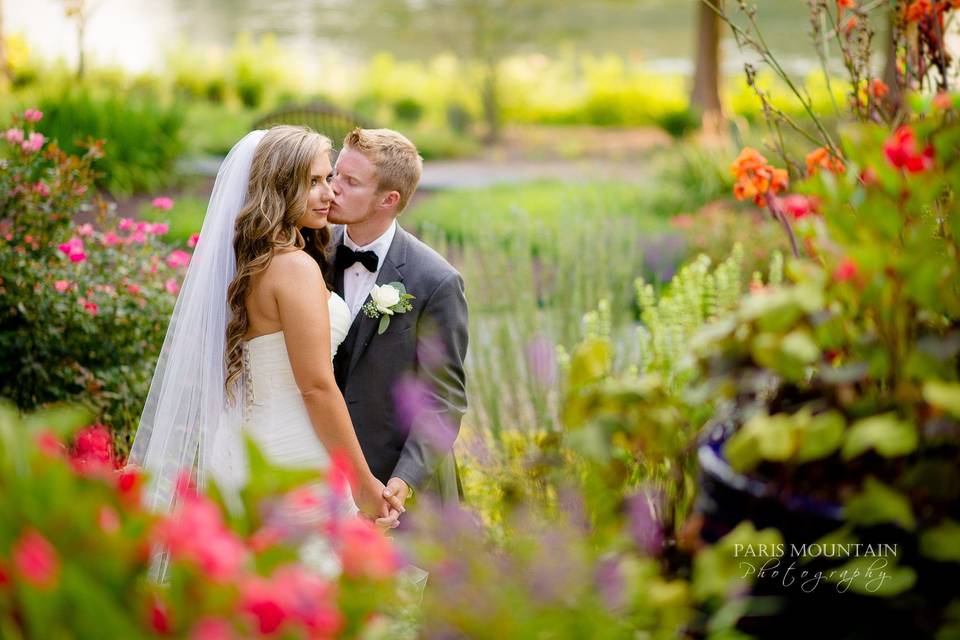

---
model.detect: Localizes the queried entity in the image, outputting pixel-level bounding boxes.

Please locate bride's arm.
[272,252,389,519]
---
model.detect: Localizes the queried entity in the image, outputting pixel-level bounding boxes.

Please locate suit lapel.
[346,226,408,378]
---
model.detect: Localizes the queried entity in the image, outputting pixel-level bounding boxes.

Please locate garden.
[1,0,959,638]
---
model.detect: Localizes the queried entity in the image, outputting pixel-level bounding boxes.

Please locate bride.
[128,126,399,530]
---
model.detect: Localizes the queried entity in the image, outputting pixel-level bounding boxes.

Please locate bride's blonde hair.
[224,125,333,395]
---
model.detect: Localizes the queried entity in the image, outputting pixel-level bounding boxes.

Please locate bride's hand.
[354,474,391,519]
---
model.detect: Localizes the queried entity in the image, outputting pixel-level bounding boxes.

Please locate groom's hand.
[383,477,409,514]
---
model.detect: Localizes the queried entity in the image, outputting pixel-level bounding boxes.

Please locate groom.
[327,128,468,522]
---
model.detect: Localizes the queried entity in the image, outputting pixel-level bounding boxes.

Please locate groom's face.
[329,148,382,225]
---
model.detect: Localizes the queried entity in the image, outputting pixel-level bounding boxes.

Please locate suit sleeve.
[391,272,469,491]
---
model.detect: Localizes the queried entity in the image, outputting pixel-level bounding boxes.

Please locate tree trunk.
[481,58,500,143]
[690,0,724,134]
[882,8,903,113]
[76,16,86,79]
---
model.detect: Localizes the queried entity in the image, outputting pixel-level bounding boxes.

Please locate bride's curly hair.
[224,125,333,396]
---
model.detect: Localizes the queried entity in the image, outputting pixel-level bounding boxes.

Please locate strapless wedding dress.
[242,292,352,469]
[242,292,356,576]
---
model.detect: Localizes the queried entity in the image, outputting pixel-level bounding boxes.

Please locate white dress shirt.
[341,220,397,322]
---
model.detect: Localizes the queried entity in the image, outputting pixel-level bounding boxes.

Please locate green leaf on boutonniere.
[378,314,391,335]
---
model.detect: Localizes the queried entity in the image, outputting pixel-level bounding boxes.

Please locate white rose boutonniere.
[363,282,415,334]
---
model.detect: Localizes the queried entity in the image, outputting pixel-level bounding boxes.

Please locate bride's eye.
[310,177,319,187]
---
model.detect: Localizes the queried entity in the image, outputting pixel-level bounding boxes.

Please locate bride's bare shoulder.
[268,249,326,288]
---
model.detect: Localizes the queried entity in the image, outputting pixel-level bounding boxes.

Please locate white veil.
[129,130,267,521]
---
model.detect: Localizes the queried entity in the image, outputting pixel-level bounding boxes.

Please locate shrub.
[0,404,400,639]
[0,109,185,449]
[35,87,185,195]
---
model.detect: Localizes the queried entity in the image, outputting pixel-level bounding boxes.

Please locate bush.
[0,404,400,638]
[36,87,185,195]
[0,109,186,449]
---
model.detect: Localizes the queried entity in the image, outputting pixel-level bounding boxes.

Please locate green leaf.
[796,411,845,463]
[923,381,960,418]
[388,281,407,295]
[920,520,960,563]
[378,314,391,335]
[842,413,917,460]
[845,477,916,531]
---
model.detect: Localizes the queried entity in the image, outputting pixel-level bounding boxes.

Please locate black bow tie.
[335,244,380,273]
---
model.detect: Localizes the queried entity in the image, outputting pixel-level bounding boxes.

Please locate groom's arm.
[391,271,468,491]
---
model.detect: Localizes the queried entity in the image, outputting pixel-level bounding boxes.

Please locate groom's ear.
[378,190,401,210]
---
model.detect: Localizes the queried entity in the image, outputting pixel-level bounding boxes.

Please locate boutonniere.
[363,282,415,334]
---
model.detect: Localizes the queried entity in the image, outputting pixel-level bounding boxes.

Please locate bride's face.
[297,154,334,229]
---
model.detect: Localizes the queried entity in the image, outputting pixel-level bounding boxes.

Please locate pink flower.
[130,230,147,244]
[152,492,248,582]
[98,506,121,534]
[336,518,399,580]
[33,182,50,197]
[126,283,141,295]
[35,430,65,459]
[187,233,200,248]
[118,218,134,231]
[240,580,287,635]
[149,222,170,236]
[80,298,98,315]
[21,132,45,153]
[54,280,71,293]
[102,231,121,247]
[149,597,172,635]
[834,257,859,282]
[152,196,174,211]
[23,108,43,123]
[58,237,87,263]
[76,223,94,237]
[781,194,818,220]
[13,529,60,589]
[165,278,180,295]
[166,249,191,269]
[4,128,24,144]
[190,618,235,640]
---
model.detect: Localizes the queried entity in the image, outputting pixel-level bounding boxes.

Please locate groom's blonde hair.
[343,128,423,213]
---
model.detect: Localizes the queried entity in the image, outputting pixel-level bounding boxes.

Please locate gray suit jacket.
[331,224,468,503]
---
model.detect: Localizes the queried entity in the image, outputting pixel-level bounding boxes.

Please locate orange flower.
[805,147,846,177]
[933,91,953,110]
[836,0,856,12]
[844,16,859,35]
[870,79,889,99]
[905,0,933,21]
[731,147,789,208]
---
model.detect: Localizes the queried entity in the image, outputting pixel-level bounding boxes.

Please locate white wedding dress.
[242,291,352,470]
[241,291,357,576]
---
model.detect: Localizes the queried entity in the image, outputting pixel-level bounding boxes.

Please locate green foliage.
[35,87,185,195]
[0,404,400,638]
[0,112,186,450]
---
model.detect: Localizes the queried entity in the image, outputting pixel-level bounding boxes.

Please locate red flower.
[834,257,859,282]
[70,424,116,474]
[150,597,173,635]
[0,558,11,589]
[116,467,144,506]
[336,518,400,581]
[240,578,288,635]
[836,0,856,11]
[13,529,60,589]
[883,126,935,173]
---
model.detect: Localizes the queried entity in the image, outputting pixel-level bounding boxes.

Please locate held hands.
[355,475,409,532]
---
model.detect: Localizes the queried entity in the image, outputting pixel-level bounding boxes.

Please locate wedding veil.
[129,130,267,517]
